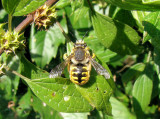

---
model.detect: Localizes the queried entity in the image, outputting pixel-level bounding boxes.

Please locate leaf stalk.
[8,14,12,32]
[4,66,30,80]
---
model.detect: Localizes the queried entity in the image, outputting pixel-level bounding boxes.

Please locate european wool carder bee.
[49,40,110,85]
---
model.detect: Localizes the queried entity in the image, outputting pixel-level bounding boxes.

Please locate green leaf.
[84,31,123,63]
[16,89,32,118]
[73,6,92,29]
[70,0,83,12]
[60,112,89,119]
[56,0,70,9]
[65,6,92,29]
[122,63,145,84]
[66,42,74,56]
[107,0,160,11]
[110,97,136,119]
[32,94,63,119]
[131,11,151,43]
[23,78,94,112]
[2,0,20,14]
[76,71,113,115]
[13,0,46,16]
[0,9,7,21]
[144,12,160,99]
[151,73,159,99]
[111,8,137,28]
[88,109,105,119]
[20,56,94,112]
[0,54,20,99]
[132,64,154,118]
[66,40,115,115]
[143,12,160,52]
[29,24,65,68]
[114,90,130,107]
[91,12,142,56]
[20,55,48,79]
[131,11,150,33]
[20,54,114,114]
[0,54,20,118]
[154,50,160,99]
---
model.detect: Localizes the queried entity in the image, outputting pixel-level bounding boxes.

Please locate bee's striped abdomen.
[70,64,90,85]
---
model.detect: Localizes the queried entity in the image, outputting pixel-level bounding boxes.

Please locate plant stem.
[0,49,4,55]
[147,51,151,63]
[4,66,30,80]
[87,0,94,12]
[8,14,12,32]
[15,14,34,33]
[46,0,57,6]
[56,21,71,42]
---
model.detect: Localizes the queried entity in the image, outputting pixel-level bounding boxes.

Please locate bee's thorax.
[74,48,85,61]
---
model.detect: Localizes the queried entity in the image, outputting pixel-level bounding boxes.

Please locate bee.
[49,40,110,85]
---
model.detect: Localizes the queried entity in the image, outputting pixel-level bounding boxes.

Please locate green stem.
[15,14,34,33]
[4,66,30,80]
[0,48,4,55]
[87,0,94,12]
[147,51,151,63]
[46,0,57,6]
[8,14,12,32]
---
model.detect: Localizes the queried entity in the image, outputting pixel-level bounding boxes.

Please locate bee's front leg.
[63,53,68,60]
[92,53,96,59]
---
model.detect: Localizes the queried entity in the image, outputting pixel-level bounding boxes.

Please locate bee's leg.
[85,47,90,51]
[63,53,68,60]
[92,53,96,59]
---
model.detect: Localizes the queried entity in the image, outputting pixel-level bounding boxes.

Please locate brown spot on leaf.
[31,97,33,102]
[52,92,56,97]
[8,101,15,108]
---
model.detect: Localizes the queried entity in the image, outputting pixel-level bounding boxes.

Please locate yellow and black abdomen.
[69,63,91,85]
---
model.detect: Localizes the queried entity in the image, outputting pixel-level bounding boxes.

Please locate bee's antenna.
[69,31,77,42]
[82,31,89,40]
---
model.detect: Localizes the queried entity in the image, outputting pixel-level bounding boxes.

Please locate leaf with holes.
[32,93,63,119]
[76,71,113,115]
[20,54,114,114]
[20,55,94,112]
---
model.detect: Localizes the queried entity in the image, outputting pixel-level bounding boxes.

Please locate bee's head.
[74,40,87,48]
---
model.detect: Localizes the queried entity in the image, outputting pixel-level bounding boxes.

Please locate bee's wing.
[90,58,110,79]
[49,60,68,78]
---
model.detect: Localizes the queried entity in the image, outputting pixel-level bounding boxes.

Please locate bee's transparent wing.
[90,58,110,79]
[49,60,68,78]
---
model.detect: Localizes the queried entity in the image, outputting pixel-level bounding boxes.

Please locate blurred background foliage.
[0,0,160,119]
